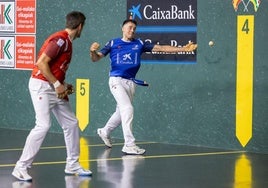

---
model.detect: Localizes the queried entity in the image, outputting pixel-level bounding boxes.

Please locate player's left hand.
[90,42,100,52]
[183,41,198,52]
[64,83,75,95]
[57,83,75,99]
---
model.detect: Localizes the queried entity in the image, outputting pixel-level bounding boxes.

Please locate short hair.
[122,19,137,27]
[65,11,86,29]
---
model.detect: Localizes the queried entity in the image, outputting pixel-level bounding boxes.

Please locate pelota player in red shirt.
[12,11,92,181]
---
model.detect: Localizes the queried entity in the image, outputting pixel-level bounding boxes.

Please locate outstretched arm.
[89,42,104,62]
[152,41,197,53]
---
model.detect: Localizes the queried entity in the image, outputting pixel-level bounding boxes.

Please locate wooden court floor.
[0,128,268,188]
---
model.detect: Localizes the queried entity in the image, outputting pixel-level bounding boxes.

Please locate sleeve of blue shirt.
[100,40,112,56]
[142,40,155,52]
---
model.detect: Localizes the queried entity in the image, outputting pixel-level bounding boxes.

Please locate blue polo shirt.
[100,38,154,79]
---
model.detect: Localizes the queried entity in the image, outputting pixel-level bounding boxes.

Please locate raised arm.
[152,41,197,53]
[89,42,104,62]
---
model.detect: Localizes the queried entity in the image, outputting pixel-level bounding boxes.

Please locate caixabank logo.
[127,0,197,64]
[232,0,261,12]
[127,0,197,26]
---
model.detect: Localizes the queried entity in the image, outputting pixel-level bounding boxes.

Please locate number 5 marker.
[76,79,90,131]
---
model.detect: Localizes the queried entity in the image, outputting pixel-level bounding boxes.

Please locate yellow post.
[76,79,90,131]
[236,15,254,147]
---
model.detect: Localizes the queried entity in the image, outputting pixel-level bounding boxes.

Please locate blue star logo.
[128,4,142,20]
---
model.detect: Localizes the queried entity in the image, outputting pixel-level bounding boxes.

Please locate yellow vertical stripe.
[236,15,254,147]
[234,154,252,188]
[79,137,90,187]
[79,137,90,170]
[76,79,90,131]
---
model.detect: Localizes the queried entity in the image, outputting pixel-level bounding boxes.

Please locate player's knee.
[32,123,51,135]
[121,105,133,114]
[69,118,79,128]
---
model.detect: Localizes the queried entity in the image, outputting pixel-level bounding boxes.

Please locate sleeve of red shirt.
[44,38,65,60]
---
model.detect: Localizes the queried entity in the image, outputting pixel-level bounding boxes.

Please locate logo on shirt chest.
[123,53,132,61]
[119,53,135,64]
[132,45,139,50]
[115,43,140,65]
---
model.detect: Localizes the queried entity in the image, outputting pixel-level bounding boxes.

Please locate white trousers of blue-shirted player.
[97,77,145,155]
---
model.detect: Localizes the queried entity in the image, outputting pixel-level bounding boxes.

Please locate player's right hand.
[90,42,100,52]
[55,84,66,99]
[183,42,198,52]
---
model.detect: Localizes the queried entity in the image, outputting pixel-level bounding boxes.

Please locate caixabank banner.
[127,0,197,64]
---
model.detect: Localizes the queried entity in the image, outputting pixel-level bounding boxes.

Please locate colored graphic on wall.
[0,0,36,70]
[232,0,261,12]
[0,36,15,67]
[127,0,197,64]
[233,0,261,147]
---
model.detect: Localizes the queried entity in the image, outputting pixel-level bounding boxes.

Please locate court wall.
[0,0,267,153]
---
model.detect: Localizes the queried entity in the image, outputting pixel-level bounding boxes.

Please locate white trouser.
[16,77,80,170]
[103,77,136,146]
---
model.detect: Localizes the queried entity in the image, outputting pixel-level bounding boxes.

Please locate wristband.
[53,80,61,88]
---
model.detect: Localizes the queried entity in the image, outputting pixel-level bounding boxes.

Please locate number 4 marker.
[236,15,254,147]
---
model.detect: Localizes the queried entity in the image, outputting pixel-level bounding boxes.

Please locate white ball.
[209,41,214,46]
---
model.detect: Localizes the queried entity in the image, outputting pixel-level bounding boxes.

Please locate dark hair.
[65,11,86,29]
[122,19,137,27]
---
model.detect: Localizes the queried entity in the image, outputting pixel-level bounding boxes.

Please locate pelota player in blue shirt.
[90,19,197,155]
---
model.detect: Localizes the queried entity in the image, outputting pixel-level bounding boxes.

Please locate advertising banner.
[127,0,197,64]
[0,0,36,70]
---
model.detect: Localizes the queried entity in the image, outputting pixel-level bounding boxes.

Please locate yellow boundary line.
[0,150,245,168]
[0,141,157,152]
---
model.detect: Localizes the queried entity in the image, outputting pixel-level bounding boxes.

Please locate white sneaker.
[97,129,112,148]
[12,167,32,181]
[122,145,146,155]
[65,167,92,176]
